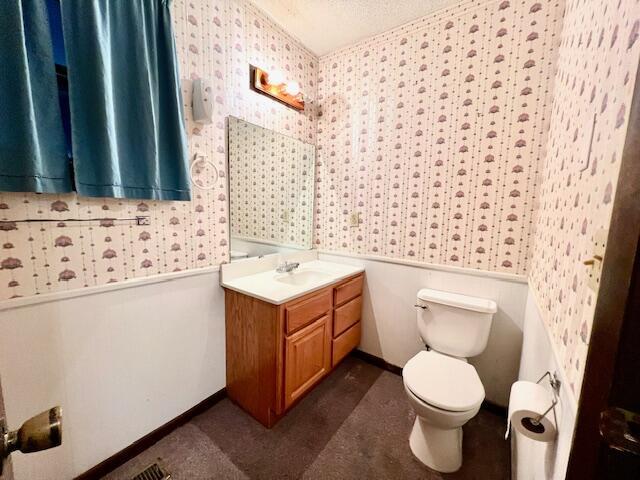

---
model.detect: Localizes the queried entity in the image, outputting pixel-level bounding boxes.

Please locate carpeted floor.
[104,356,510,480]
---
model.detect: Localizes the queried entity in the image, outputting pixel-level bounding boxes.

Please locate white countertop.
[221,259,364,305]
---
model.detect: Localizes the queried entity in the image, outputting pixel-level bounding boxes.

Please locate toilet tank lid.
[417,288,497,314]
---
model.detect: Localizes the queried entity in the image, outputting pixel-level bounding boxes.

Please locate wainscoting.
[514,289,577,480]
[0,269,226,480]
[318,251,528,407]
[0,252,560,479]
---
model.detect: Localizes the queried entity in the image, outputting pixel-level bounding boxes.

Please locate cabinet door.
[284,314,331,409]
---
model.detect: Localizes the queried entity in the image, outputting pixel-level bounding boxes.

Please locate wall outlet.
[349,211,360,228]
[281,209,290,223]
[587,228,608,292]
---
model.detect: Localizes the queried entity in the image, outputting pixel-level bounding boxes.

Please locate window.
[1,0,190,200]
[45,0,73,161]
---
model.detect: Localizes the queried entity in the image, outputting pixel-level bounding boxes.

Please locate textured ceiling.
[251,0,464,56]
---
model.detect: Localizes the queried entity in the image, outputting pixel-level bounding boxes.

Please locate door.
[0,375,13,480]
[284,315,332,409]
[572,240,640,479]
[566,63,640,479]
[0,372,62,479]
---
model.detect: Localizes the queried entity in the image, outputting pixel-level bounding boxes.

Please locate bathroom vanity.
[223,119,364,427]
[221,253,364,427]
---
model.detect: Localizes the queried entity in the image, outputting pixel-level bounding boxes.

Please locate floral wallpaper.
[313,0,565,275]
[0,0,317,300]
[228,116,315,248]
[2,0,638,415]
[529,0,640,398]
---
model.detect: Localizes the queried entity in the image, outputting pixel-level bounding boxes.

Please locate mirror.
[227,117,315,260]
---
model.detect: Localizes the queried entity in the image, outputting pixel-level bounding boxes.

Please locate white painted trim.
[527,281,579,412]
[231,235,311,251]
[316,249,528,284]
[0,266,221,312]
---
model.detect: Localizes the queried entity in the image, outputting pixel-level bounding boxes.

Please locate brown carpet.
[104,356,509,480]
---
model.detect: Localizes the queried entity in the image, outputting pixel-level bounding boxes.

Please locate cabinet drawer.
[334,275,363,306]
[333,295,362,338]
[332,321,361,367]
[285,290,332,335]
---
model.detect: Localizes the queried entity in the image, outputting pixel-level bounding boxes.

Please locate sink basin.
[275,270,332,286]
[221,258,364,304]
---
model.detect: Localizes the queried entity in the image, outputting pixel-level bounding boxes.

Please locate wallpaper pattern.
[228,116,315,248]
[529,0,640,398]
[313,0,565,276]
[0,0,318,300]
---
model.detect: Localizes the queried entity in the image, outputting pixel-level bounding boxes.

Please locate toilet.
[403,288,497,473]
[230,250,249,262]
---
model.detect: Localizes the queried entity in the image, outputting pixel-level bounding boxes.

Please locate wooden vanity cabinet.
[224,272,363,427]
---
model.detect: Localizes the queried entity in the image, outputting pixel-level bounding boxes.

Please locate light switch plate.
[594,228,607,258]
[349,212,360,227]
[587,228,608,292]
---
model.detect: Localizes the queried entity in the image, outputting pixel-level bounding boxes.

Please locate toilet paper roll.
[505,381,557,442]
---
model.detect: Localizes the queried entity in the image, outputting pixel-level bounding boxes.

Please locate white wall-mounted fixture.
[192,78,213,124]
[189,153,218,190]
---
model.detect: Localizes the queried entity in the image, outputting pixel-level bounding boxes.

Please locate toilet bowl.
[230,250,249,261]
[403,288,497,472]
[403,350,484,472]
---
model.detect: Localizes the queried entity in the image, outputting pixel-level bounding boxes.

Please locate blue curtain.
[0,0,71,193]
[61,0,191,201]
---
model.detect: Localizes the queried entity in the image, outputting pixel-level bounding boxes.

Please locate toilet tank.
[416,288,497,358]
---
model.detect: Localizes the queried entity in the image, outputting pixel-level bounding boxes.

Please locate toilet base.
[409,416,463,473]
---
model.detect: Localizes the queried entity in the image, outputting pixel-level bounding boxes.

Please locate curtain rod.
[0,216,150,226]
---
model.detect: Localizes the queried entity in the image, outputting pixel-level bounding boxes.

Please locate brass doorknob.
[1,406,62,474]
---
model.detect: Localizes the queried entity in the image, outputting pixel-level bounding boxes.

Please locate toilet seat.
[403,350,485,412]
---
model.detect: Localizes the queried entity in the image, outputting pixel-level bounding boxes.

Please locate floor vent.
[131,463,171,480]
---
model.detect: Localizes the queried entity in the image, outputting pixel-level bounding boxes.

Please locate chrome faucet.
[276,261,300,273]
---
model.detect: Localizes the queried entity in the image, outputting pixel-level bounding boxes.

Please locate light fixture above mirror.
[249,65,305,111]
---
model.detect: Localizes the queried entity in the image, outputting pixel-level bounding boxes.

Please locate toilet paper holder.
[531,371,561,426]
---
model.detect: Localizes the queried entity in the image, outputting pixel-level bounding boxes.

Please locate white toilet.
[229,250,249,262]
[403,288,497,473]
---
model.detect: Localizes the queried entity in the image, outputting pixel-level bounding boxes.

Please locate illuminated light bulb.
[284,81,301,96]
[267,69,285,85]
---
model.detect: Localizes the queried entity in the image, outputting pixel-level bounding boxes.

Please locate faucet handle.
[276,260,300,273]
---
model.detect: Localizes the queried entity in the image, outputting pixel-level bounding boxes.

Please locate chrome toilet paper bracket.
[531,371,561,426]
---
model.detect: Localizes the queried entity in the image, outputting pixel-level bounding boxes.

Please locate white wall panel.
[0,271,225,480]
[319,252,528,406]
